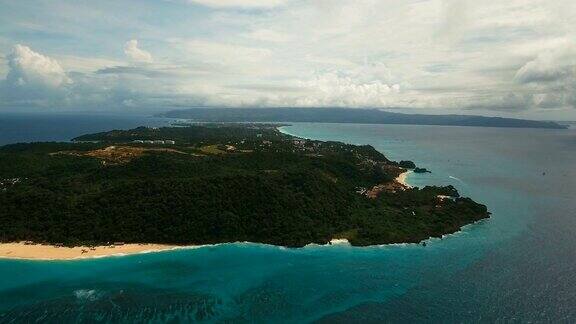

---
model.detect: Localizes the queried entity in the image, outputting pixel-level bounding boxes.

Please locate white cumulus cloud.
[124,39,153,63]
[514,42,576,109]
[6,44,70,89]
[1,44,71,106]
[296,71,401,107]
[515,43,576,84]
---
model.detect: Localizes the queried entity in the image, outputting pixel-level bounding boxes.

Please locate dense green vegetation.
[0,125,489,247]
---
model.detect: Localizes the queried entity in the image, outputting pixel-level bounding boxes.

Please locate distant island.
[158,107,567,129]
[0,124,489,254]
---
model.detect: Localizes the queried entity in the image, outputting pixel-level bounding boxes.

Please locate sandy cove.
[0,243,183,261]
[395,170,412,188]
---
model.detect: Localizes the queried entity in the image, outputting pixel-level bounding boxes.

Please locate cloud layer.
[0,0,575,118]
[187,0,290,9]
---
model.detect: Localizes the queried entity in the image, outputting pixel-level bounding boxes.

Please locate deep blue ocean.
[1,113,575,323]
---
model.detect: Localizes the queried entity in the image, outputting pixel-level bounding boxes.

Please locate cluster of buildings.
[132,140,176,145]
[0,178,21,191]
[292,138,322,153]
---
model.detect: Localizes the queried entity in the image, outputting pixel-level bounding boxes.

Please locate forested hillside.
[0,125,489,247]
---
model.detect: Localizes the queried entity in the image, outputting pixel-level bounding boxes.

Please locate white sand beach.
[0,242,182,260]
[395,171,412,188]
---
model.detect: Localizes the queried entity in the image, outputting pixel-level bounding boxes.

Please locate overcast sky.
[0,0,575,120]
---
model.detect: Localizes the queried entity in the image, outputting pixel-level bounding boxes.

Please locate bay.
[1,116,575,322]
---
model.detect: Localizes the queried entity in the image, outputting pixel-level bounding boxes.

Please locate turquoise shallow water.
[1,117,575,322]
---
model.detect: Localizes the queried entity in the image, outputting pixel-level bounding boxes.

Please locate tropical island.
[159,107,568,129]
[0,124,489,259]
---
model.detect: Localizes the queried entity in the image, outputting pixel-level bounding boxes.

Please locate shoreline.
[0,217,488,261]
[395,170,412,188]
[0,243,186,261]
[279,126,414,190]
[0,128,482,262]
